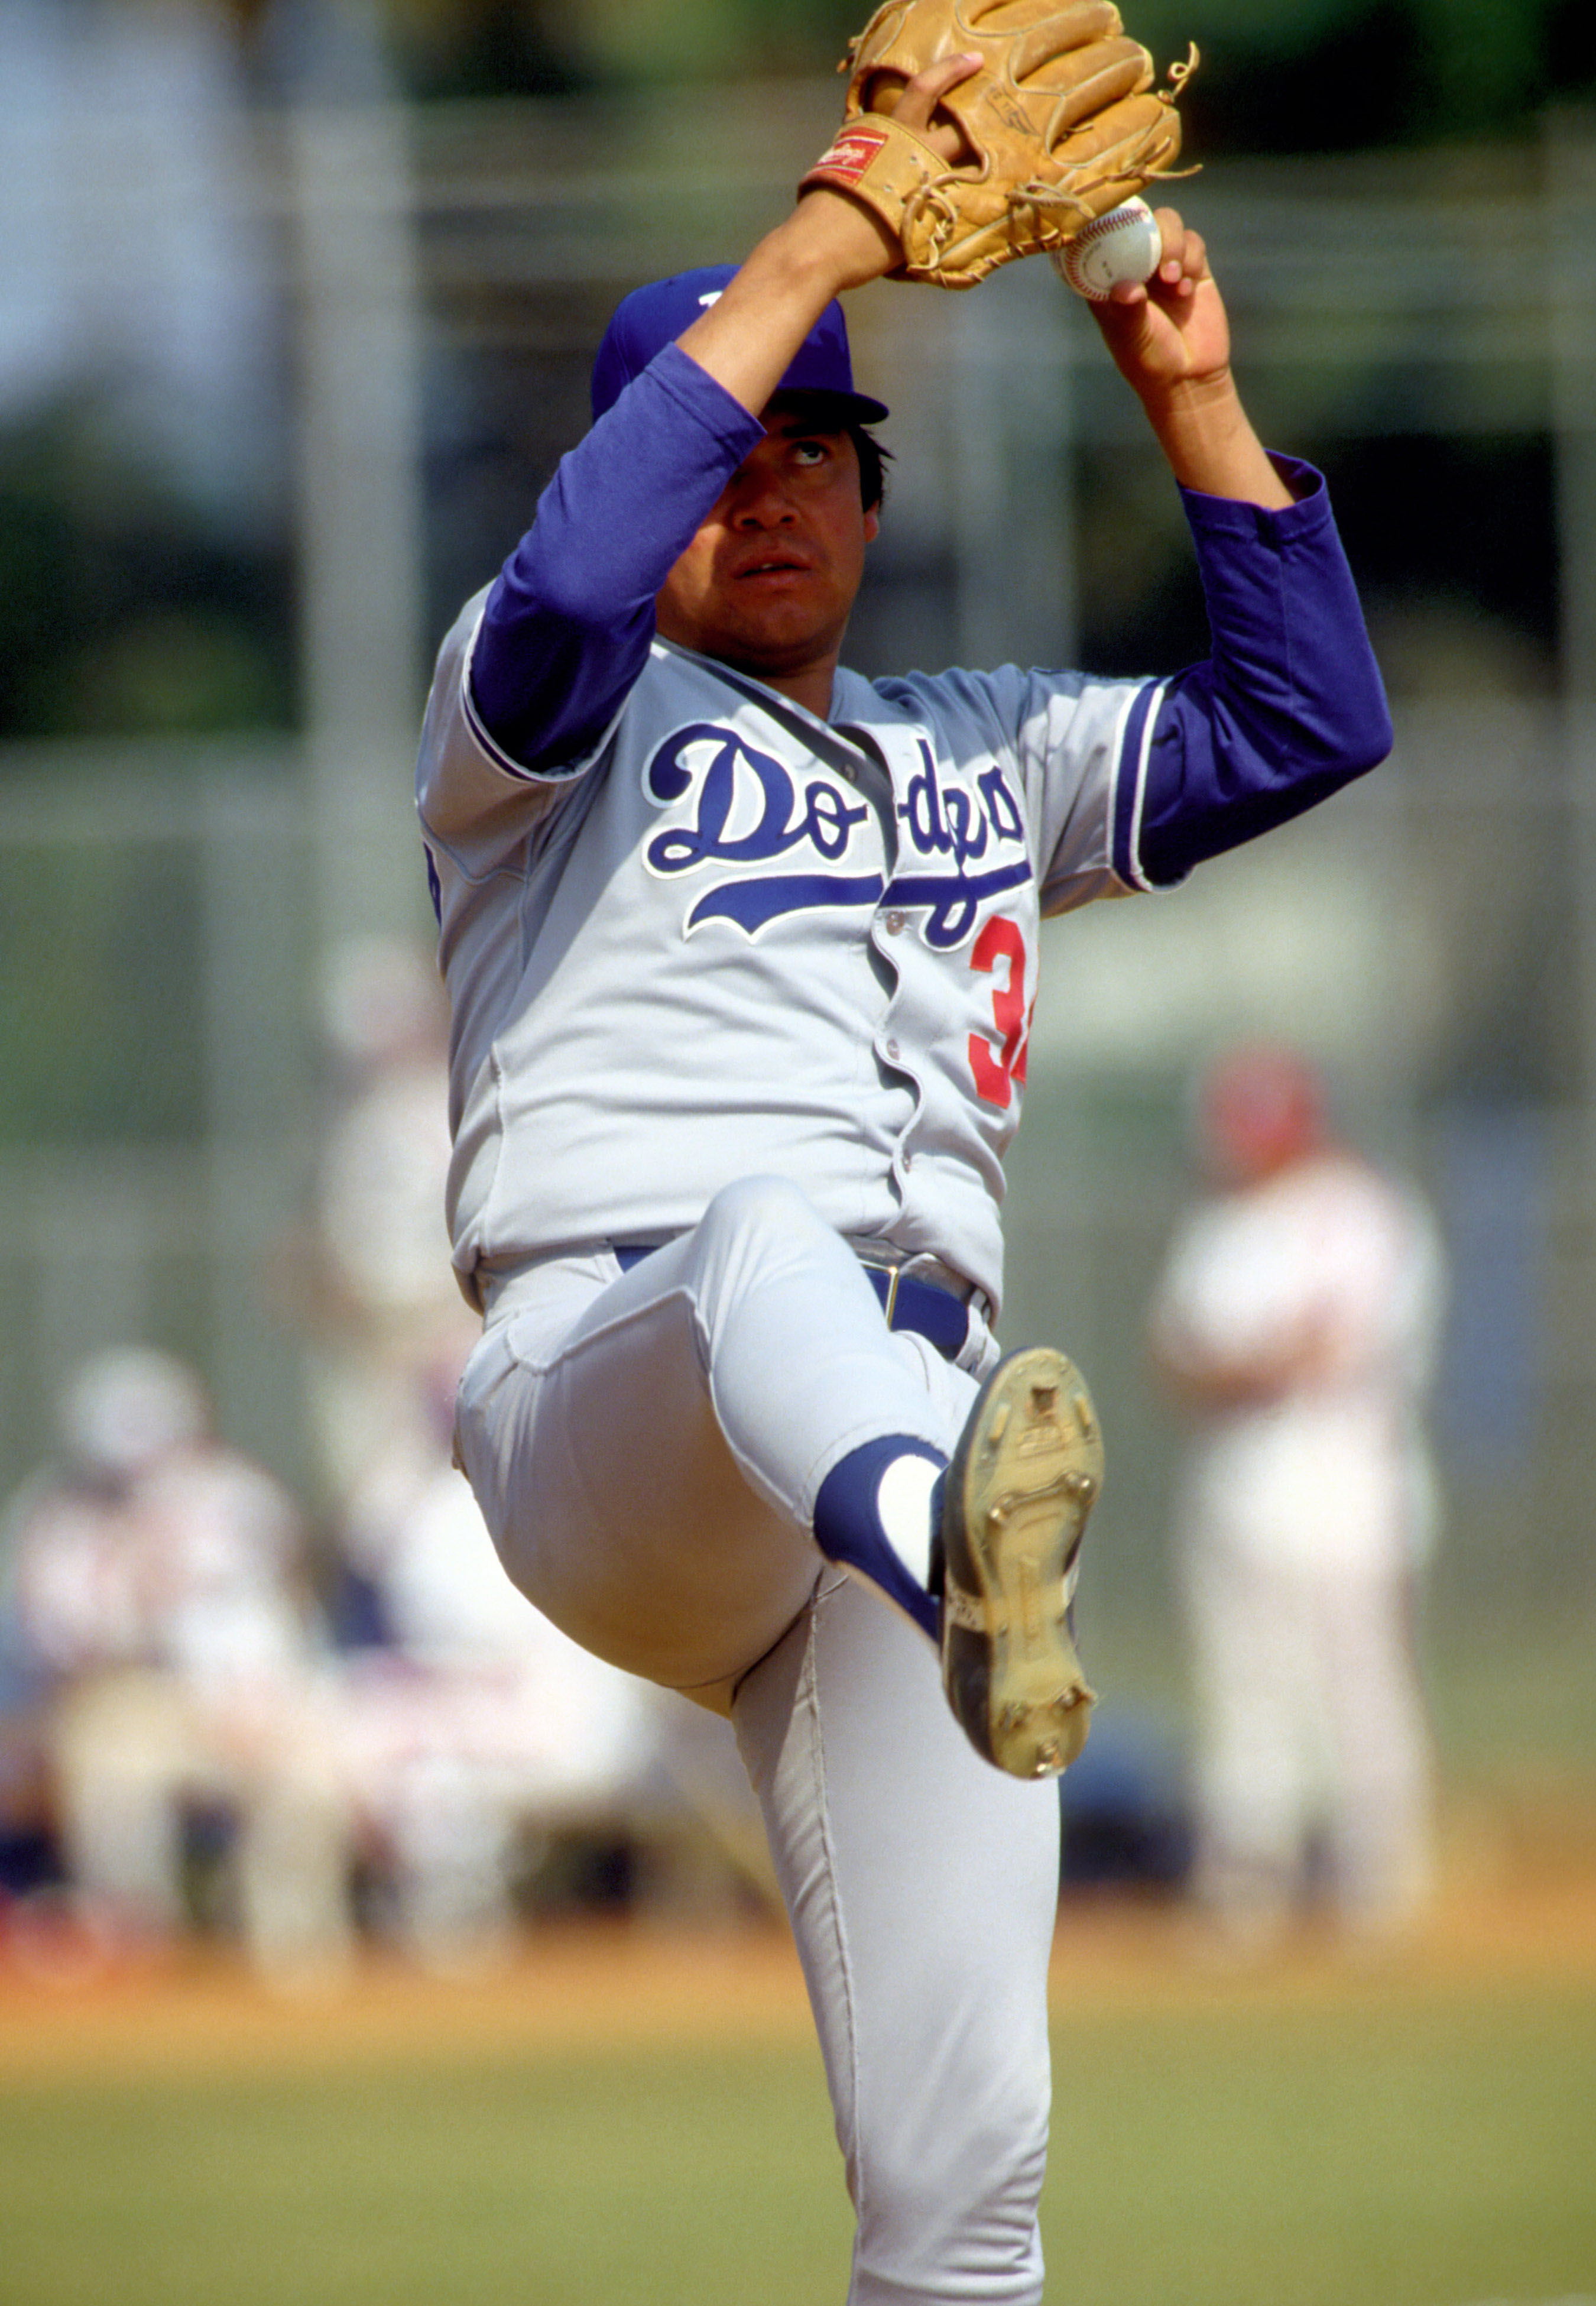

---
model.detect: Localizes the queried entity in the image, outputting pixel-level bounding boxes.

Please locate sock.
[812,1436,946,1644]
[874,1451,941,1585]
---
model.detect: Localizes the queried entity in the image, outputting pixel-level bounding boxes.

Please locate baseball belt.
[612,1241,975,1364]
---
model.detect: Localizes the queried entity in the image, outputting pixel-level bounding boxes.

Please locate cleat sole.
[939,1347,1104,1780]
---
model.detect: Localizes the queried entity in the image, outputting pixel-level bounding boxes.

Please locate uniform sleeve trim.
[1110,678,1170,892]
[460,611,617,786]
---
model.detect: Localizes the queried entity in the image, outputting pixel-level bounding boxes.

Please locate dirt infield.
[2,1825,1593,2084]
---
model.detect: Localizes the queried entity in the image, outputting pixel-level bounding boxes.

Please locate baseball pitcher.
[416,12,1393,2298]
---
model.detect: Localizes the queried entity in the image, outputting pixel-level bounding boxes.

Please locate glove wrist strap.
[800,115,958,274]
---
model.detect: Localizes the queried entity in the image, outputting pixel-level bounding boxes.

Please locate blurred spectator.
[332,1376,677,1970]
[1057,1706,1192,1897]
[1149,1047,1447,1950]
[290,932,479,1530]
[4,1348,351,1981]
[0,1559,57,1918]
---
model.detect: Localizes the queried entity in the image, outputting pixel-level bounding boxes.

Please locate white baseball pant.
[453,1174,1062,2305]
[1184,1541,1435,1932]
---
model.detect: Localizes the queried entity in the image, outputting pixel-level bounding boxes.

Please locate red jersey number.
[968,918,1033,1110]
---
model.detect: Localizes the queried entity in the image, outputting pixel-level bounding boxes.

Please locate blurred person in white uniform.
[1149,1047,1446,1945]
[297,934,480,1520]
[5,1349,351,1978]
[334,1372,681,1968]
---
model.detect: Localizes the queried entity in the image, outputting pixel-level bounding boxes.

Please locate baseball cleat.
[938,1346,1104,1780]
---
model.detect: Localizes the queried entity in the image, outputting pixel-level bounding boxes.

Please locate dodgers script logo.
[641,723,1033,947]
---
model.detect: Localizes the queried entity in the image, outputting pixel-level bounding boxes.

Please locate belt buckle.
[857,1250,904,1328]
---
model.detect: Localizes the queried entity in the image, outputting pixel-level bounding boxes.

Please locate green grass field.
[1,1977,1592,2306]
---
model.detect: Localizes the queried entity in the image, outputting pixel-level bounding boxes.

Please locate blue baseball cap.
[590,264,889,426]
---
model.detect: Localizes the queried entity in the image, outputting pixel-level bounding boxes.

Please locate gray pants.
[455,1176,1060,2304]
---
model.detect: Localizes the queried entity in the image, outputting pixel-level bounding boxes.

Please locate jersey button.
[901,1151,914,1171]
[885,1037,900,1061]
[884,910,906,934]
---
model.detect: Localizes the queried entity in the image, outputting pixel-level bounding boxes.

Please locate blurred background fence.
[2,1,1594,1785]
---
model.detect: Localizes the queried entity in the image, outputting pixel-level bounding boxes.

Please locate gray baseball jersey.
[419,612,1158,1314]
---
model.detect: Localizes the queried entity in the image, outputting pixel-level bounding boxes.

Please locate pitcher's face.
[654,397,878,686]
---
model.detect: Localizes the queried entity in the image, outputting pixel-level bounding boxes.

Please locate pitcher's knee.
[697,1174,836,1264]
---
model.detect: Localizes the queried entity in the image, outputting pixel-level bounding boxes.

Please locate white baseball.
[1051,198,1164,302]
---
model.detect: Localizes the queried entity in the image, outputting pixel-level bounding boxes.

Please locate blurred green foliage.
[385,0,1596,146]
[0,394,294,748]
[3,0,1585,747]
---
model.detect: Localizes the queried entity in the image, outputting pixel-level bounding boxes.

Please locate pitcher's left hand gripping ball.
[802,0,1196,289]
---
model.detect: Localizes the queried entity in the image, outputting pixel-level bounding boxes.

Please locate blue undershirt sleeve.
[1133,458,1393,889]
[468,345,766,776]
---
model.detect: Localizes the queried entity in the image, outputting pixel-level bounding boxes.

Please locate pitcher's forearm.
[676,194,896,419]
[1139,370,1295,509]
[675,52,981,417]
